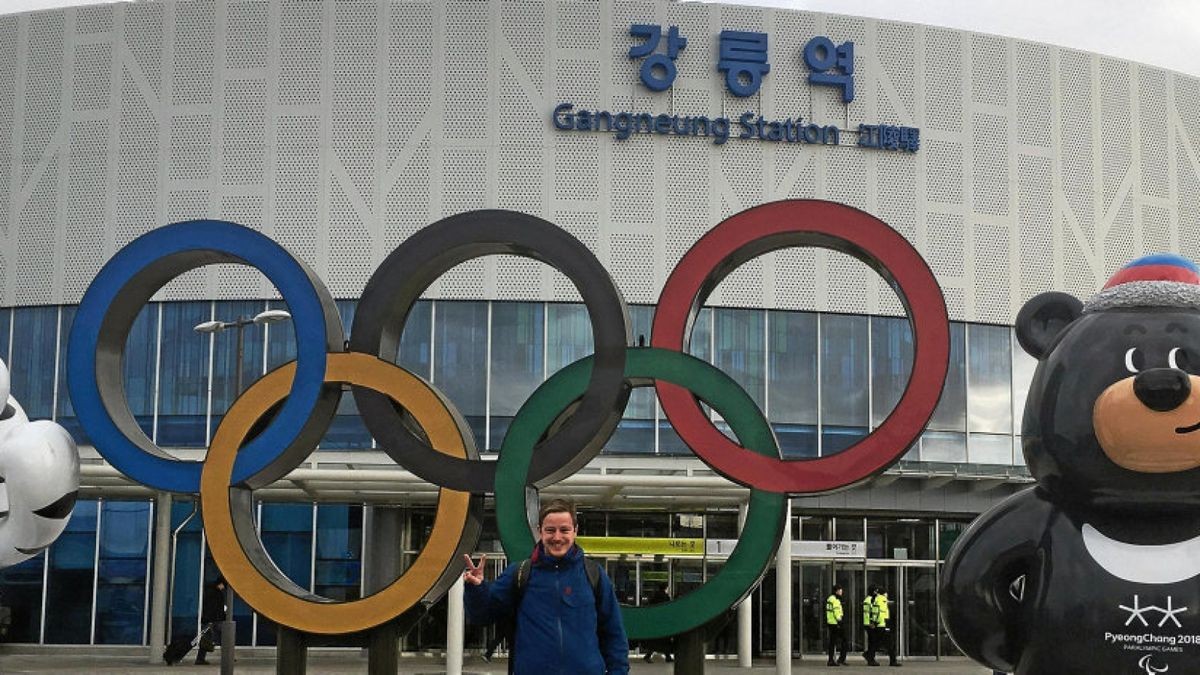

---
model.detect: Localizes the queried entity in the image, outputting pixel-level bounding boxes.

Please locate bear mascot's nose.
[1133,367,1192,412]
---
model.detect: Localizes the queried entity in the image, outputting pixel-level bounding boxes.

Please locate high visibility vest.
[875,593,890,624]
[825,595,843,625]
[863,595,878,626]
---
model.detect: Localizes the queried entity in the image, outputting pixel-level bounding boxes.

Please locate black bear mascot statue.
[941,253,1200,675]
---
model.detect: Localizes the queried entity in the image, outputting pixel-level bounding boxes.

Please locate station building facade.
[0,0,1197,662]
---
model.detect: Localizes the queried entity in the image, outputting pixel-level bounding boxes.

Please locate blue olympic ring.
[67,220,342,493]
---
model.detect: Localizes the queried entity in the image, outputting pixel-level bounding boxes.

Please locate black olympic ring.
[349,209,633,494]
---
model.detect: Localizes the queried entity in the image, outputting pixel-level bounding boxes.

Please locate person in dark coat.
[463,498,629,674]
[196,577,227,665]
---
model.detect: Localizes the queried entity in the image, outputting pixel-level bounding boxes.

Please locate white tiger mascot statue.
[0,358,79,568]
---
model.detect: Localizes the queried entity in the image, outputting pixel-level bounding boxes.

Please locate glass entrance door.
[797,561,865,657]
[866,565,901,659]
[864,563,939,659]
[798,563,831,655]
[904,566,938,657]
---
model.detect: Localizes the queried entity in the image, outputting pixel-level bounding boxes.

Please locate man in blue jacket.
[463,498,630,674]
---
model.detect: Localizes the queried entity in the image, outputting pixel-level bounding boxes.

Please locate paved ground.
[0,649,994,674]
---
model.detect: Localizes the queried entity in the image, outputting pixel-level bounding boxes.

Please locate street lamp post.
[193,308,291,675]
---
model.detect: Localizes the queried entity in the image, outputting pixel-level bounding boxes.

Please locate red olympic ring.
[652,200,950,494]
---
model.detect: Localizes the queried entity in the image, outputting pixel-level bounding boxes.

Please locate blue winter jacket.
[464,543,630,675]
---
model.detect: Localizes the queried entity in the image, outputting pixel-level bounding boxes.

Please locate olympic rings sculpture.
[67,200,948,638]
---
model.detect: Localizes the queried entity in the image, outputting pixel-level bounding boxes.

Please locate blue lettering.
[614,112,631,139]
[553,103,574,130]
[739,112,755,138]
[712,117,730,145]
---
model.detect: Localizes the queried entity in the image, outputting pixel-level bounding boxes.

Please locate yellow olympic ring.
[200,352,474,635]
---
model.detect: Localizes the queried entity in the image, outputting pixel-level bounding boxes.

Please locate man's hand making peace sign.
[462,553,487,586]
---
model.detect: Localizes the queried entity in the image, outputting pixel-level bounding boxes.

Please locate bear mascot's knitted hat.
[1084,253,1200,313]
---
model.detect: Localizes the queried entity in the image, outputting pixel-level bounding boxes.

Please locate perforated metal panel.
[0,0,1196,328]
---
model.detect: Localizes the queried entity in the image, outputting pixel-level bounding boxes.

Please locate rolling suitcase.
[163,629,203,665]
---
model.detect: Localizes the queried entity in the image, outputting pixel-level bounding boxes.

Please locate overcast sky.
[3,0,1198,77]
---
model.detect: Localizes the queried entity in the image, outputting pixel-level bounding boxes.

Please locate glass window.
[433,302,487,451]
[315,504,362,602]
[265,300,296,371]
[714,308,765,408]
[834,516,864,542]
[920,430,966,463]
[938,521,968,560]
[489,302,544,449]
[578,510,606,537]
[256,502,314,646]
[0,306,10,364]
[157,302,212,447]
[170,501,203,640]
[0,552,44,643]
[209,300,268,414]
[1012,329,1038,442]
[928,323,966,431]
[606,512,669,538]
[821,314,868,456]
[8,306,59,420]
[706,511,738,539]
[767,311,818,457]
[45,499,98,644]
[54,307,89,444]
[96,501,151,644]
[969,433,1013,465]
[399,300,433,379]
[208,301,268,443]
[866,518,933,560]
[610,305,654,454]
[546,303,592,375]
[55,307,76,420]
[798,516,831,541]
[968,324,1012,434]
[122,304,158,441]
[871,316,913,427]
[688,307,713,361]
[316,301,372,450]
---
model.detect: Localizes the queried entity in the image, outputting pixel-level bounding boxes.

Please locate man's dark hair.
[538,498,577,527]
[832,584,843,594]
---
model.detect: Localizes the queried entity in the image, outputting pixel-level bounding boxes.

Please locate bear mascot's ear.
[1015,291,1083,360]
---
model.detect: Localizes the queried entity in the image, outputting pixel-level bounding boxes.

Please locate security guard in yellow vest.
[874,590,902,666]
[825,584,847,666]
[862,585,880,666]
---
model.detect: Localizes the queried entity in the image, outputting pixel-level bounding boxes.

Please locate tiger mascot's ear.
[1015,292,1082,360]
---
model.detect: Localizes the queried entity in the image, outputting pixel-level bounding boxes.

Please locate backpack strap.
[514,557,533,604]
[583,556,603,607]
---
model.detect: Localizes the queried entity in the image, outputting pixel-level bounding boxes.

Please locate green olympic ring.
[495,347,787,640]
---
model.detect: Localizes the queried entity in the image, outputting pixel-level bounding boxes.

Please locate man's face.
[539,511,576,558]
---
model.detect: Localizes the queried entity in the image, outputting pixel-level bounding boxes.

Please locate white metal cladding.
[0,0,1197,327]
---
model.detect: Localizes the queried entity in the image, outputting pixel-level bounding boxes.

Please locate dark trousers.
[826,623,847,664]
[880,622,898,664]
[864,626,879,663]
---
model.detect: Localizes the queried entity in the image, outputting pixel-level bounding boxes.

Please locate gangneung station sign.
[551,27,920,152]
